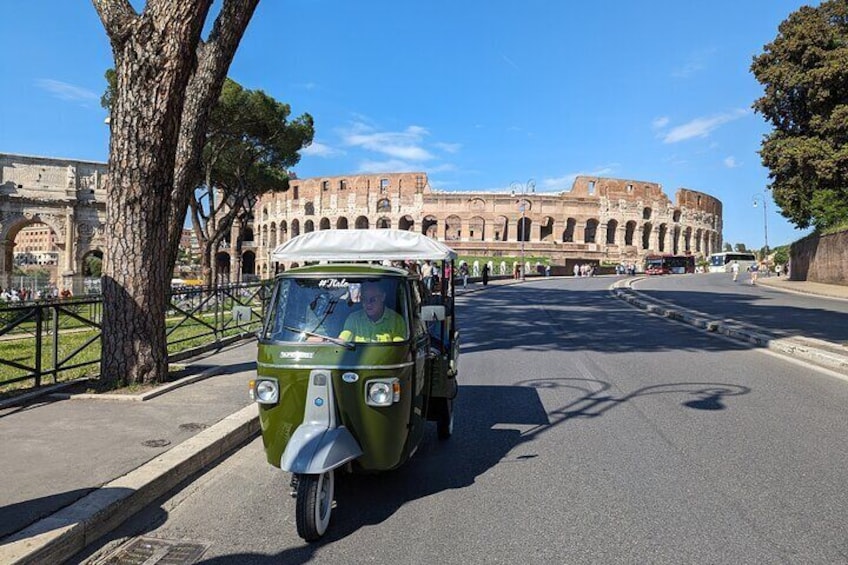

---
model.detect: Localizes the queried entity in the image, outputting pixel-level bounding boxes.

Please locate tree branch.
[166,0,260,273]
[91,0,138,46]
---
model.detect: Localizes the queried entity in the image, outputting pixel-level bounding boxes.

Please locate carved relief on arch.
[467,197,486,211]
[0,212,65,241]
[78,222,96,242]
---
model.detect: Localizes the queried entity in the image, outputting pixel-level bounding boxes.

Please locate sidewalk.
[0,340,260,565]
[755,274,848,301]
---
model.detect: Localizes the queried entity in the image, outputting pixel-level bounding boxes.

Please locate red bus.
[644,254,695,275]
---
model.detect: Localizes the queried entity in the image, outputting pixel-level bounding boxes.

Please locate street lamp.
[510,179,535,281]
[752,193,769,275]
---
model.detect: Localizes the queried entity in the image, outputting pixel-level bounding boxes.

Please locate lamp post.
[510,179,535,281]
[752,193,769,276]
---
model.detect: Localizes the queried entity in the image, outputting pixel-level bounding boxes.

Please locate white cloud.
[434,142,462,154]
[672,48,718,79]
[652,116,670,129]
[723,156,740,168]
[662,109,749,143]
[36,79,99,104]
[357,159,417,173]
[342,123,435,161]
[301,141,342,158]
[428,163,457,173]
[501,54,520,70]
[541,164,619,190]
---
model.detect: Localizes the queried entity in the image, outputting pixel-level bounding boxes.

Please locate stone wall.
[256,172,724,277]
[790,229,848,285]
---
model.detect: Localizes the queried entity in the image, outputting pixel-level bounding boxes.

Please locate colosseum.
[254,172,723,276]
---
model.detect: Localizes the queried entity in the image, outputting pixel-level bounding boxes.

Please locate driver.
[339,281,406,343]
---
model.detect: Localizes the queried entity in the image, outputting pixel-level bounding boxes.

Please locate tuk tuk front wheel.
[295,471,335,541]
[437,398,454,440]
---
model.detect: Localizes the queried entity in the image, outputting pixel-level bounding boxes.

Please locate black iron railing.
[0,280,272,394]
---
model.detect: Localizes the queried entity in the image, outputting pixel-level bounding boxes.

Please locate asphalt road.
[633,272,848,344]
[75,277,848,565]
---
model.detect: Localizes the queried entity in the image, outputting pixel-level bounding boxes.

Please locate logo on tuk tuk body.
[279,351,315,360]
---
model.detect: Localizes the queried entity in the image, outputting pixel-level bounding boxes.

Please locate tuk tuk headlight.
[251,378,279,404]
[366,378,400,407]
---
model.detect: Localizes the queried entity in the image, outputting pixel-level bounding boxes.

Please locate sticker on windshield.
[318,278,349,288]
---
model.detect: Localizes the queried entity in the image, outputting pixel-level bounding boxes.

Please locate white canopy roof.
[272,229,458,262]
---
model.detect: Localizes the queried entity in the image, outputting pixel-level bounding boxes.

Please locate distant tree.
[734,243,748,253]
[84,255,103,277]
[93,0,260,387]
[723,242,732,252]
[773,246,789,266]
[192,79,313,284]
[751,1,848,231]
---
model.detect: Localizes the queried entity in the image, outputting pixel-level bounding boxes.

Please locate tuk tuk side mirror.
[421,305,446,322]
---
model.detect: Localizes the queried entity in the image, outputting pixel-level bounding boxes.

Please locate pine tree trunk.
[93,0,259,386]
[96,1,212,386]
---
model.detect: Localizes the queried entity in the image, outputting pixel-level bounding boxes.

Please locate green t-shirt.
[339,308,407,343]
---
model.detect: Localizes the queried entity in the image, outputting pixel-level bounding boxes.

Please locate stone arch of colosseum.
[0,154,107,292]
[254,172,723,276]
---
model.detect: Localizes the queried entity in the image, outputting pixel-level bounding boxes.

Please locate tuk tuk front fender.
[280,424,362,474]
[279,368,363,474]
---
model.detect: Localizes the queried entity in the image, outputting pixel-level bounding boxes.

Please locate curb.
[48,366,226,402]
[611,282,848,377]
[0,404,260,565]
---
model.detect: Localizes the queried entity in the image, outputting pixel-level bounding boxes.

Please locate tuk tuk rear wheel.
[437,398,454,440]
[295,471,334,541]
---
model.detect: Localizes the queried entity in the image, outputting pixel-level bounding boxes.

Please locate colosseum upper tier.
[254,172,723,276]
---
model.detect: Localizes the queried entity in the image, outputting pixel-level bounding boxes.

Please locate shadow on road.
[194,376,750,564]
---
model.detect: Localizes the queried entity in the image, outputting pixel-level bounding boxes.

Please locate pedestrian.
[749,262,760,285]
[730,260,740,282]
[459,262,469,288]
[421,260,434,293]
[482,263,490,286]
[545,264,551,277]
[573,264,580,277]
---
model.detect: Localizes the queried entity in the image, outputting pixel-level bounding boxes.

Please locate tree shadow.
[195,377,750,564]
[0,487,131,540]
[457,284,755,355]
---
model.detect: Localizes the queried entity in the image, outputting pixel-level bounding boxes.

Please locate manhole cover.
[98,537,209,564]
[142,439,171,448]
[178,422,208,432]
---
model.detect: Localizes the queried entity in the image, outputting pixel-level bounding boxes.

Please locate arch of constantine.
[0,153,107,292]
[255,173,723,276]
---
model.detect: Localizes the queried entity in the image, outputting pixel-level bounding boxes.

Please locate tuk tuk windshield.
[264,276,410,344]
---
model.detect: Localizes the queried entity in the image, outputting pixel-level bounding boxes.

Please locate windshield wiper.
[282,325,354,350]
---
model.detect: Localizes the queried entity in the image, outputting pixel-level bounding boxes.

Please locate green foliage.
[206,78,314,197]
[723,242,732,252]
[772,245,790,265]
[751,1,848,231]
[734,243,748,252]
[84,255,103,277]
[101,69,116,112]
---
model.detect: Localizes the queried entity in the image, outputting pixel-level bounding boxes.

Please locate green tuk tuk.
[249,229,459,541]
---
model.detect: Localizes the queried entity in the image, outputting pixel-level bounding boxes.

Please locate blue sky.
[0,1,820,249]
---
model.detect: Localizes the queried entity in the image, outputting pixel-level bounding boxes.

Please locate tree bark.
[165,0,260,277]
[92,0,257,385]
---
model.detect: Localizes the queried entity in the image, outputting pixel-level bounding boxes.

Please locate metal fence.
[0,280,272,394]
